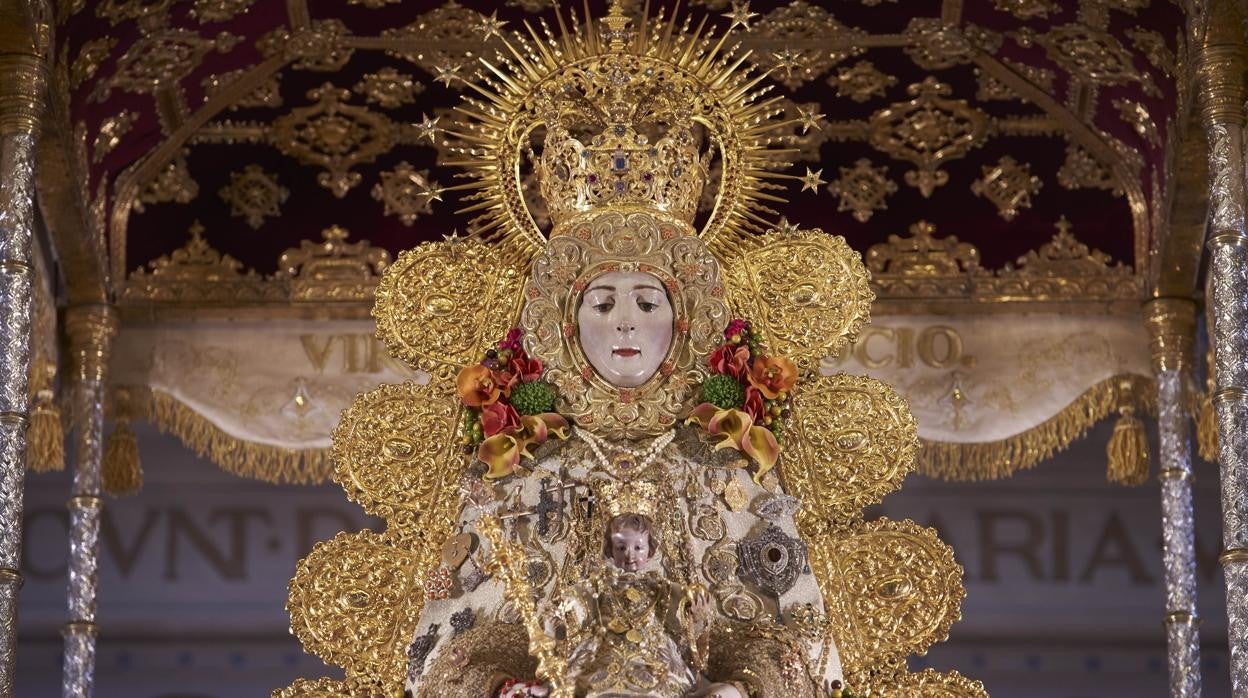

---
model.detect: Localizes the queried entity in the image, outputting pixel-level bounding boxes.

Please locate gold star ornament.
[722,1,759,31]
[800,168,827,193]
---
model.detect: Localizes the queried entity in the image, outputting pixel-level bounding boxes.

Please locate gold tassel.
[1107,406,1150,486]
[917,374,1154,482]
[27,389,64,472]
[1196,390,1220,464]
[1197,349,1219,463]
[102,388,143,496]
[26,356,64,473]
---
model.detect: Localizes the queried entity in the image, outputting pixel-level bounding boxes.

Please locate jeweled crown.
[595,478,661,520]
[536,120,708,236]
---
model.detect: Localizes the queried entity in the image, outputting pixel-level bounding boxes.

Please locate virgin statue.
[280,5,980,698]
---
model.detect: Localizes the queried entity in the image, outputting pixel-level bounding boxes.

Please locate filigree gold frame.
[522,210,729,439]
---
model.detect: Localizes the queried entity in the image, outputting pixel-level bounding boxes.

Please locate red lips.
[612,348,641,357]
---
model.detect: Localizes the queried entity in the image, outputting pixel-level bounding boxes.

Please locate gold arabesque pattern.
[723,228,874,378]
[285,529,425,686]
[810,518,965,687]
[784,373,919,532]
[892,668,990,698]
[372,237,524,387]
[329,381,461,544]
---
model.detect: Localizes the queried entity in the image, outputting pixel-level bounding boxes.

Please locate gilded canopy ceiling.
[49,0,1186,311]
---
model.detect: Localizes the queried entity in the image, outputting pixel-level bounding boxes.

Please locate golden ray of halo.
[440,0,803,264]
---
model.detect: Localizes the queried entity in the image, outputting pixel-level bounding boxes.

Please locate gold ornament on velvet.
[103,387,143,496]
[1197,349,1219,464]
[26,355,64,473]
[1106,379,1149,486]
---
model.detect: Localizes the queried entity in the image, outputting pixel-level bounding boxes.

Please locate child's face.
[609,527,651,571]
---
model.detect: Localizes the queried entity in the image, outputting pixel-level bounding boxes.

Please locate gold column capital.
[65,305,117,383]
[1144,298,1198,373]
[0,0,49,136]
[1197,0,1248,126]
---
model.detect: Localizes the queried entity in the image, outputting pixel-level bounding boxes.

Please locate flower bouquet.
[456,328,569,479]
[686,318,797,482]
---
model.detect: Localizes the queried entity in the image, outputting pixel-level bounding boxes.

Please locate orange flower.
[741,425,779,484]
[706,409,753,451]
[457,364,501,407]
[686,403,779,482]
[491,368,518,398]
[747,356,796,400]
[686,404,753,451]
[479,434,522,479]
[479,413,570,480]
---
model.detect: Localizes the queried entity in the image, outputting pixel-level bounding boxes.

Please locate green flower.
[510,380,558,416]
[702,374,745,410]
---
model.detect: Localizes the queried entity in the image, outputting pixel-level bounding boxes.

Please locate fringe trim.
[916,374,1154,482]
[146,390,331,485]
[138,373,1150,486]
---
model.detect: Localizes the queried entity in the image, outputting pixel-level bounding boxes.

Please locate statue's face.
[576,271,674,388]
[610,526,652,572]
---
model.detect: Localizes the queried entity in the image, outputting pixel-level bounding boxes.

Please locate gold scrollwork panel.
[809,518,965,674]
[889,668,989,698]
[723,230,874,377]
[332,381,463,544]
[784,373,918,530]
[272,677,354,698]
[286,530,425,686]
[373,238,524,386]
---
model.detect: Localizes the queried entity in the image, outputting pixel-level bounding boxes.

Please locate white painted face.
[610,526,652,572]
[576,270,674,388]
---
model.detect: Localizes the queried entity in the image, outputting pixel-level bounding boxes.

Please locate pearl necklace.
[577,428,676,476]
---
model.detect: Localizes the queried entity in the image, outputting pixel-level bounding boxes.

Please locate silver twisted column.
[60,306,116,698]
[1197,2,1248,694]
[0,1,47,694]
[1146,299,1201,698]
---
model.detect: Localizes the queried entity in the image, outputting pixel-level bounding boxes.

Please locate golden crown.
[594,478,661,520]
[445,1,802,258]
[536,120,708,235]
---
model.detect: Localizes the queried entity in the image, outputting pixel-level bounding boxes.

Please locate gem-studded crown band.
[595,477,662,520]
[537,121,708,236]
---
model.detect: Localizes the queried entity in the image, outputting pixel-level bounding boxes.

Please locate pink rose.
[481,401,521,436]
[709,344,750,380]
[742,386,765,423]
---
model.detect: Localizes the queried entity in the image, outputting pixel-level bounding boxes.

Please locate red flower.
[491,368,519,398]
[508,353,544,382]
[480,401,521,437]
[499,327,524,351]
[743,386,765,422]
[709,344,750,380]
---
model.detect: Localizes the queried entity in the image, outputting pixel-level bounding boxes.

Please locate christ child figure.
[553,513,744,698]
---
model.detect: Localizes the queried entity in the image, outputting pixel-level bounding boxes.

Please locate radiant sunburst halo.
[439,0,807,262]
